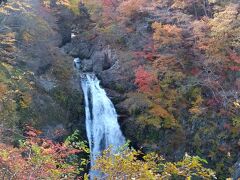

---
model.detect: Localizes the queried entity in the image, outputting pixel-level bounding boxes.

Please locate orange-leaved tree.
[152,22,183,47]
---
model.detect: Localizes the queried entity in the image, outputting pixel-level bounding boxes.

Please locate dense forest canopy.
[0,0,239,179]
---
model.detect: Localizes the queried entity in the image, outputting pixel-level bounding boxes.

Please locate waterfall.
[81,74,125,178]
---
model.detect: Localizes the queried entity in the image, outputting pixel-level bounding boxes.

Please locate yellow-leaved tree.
[93,146,216,179]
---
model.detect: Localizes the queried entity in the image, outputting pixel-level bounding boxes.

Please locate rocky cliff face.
[62,35,134,113]
[0,0,86,139]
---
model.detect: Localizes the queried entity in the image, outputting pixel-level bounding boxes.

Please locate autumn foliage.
[117,0,146,18]
[0,126,87,179]
[1,0,240,179]
[152,22,183,47]
[228,51,240,71]
[93,146,215,179]
[134,66,158,93]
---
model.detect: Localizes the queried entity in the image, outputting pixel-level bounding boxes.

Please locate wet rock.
[77,42,93,59]
[99,67,135,93]
[105,88,126,103]
[62,43,73,54]
[77,46,118,74]
[60,27,71,46]
[92,51,104,73]
[73,58,81,69]
[63,41,93,59]
[81,58,93,72]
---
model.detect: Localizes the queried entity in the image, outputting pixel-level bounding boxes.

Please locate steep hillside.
[54,0,240,178]
[0,0,84,137]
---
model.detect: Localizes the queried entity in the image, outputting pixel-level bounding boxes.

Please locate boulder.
[78,46,119,74]
[63,40,93,59]
[81,58,93,72]
[92,51,104,73]
[77,41,93,59]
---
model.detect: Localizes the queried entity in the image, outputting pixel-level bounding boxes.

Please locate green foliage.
[124,93,152,115]
[51,87,84,120]
[93,147,161,179]
[112,83,126,93]
[65,130,89,154]
[55,0,82,15]
[0,62,33,127]
[82,0,102,18]
[69,0,81,14]
[160,71,185,89]
[93,146,215,179]
[64,130,90,172]
[136,105,178,129]
[97,23,126,45]
[187,87,204,116]
[232,116,240,128]
[137,114,162,128]
[163,155,215,179]
[123,92,179,129]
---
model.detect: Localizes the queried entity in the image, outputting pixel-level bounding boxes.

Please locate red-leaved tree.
[134,66,158,93]
[0,126,88,179]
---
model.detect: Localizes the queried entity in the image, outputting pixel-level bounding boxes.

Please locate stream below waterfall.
[81,74,125,179]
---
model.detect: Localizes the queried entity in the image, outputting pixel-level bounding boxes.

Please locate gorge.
[0,0,239,179]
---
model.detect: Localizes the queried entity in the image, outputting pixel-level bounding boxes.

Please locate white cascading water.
[81,74,125,178]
